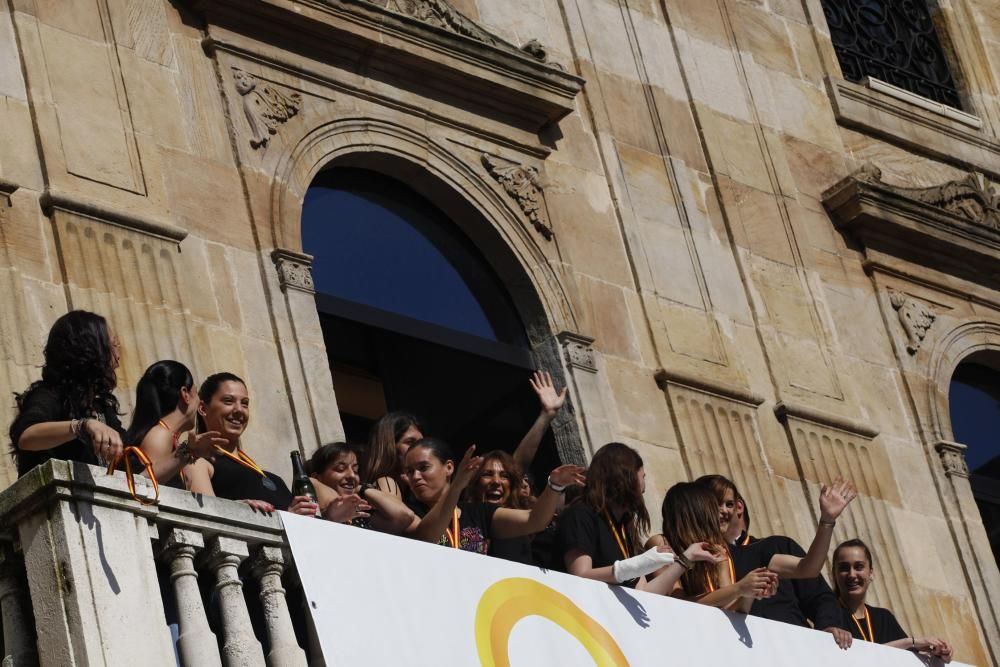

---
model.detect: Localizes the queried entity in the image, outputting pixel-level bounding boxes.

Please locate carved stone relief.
[888,289,937,354]
[0,180,16,218]
[520,39,565,70]
[232,68,302,150]
[934,440,970,478]
[272,249,315,294]
[557,331,596,373]
[482,154,553,240]
[379,0,502,46]
[853,164,1000,232]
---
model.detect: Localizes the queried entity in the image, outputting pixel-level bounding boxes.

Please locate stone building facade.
[0,0,997,664]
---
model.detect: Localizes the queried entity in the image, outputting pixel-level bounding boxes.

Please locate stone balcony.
[0,460,312,666]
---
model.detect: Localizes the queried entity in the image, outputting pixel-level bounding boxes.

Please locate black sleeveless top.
[210,453,293,510]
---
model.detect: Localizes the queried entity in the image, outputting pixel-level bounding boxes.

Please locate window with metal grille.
[820,0,962,109]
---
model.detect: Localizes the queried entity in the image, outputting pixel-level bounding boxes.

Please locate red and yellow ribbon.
[214,445,265,477]
[445,508,460,549]
[851,606,874,642]
[603,510,630,560]
[107,446,160,505]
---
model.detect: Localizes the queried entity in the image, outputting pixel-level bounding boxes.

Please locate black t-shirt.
[210,454,294,510]
[730,535,842,629]
[408,500,499,554]
[838,604,907,644]
[10,383,124,477]
[490,535,536,565]
[556,502,637,587]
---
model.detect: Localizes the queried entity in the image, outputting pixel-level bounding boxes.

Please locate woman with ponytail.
[557,443,725,593]
[124,361,226,488]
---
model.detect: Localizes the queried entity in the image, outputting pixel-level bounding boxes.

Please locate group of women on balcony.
[9,310,953,663]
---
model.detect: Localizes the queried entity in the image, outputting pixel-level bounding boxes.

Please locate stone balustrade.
[0,461,313,666]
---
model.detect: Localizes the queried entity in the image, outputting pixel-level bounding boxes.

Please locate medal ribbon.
[851,606,874,643]
[214,445,266,477]
[107,446,160,505]
[445,508,460,549]
[704,549,737,593]
[159,419,186,486]
[603,510,630,560]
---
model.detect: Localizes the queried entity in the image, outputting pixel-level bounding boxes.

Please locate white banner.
[282,513,965,666]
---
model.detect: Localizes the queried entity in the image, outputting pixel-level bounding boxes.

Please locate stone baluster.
[201,537,266,667]
[250,547,307,667]
[0,545,38,666]
[159,529,222,667]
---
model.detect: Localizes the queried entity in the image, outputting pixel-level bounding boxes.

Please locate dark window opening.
[949,361,1000,571]
[820,0,962,109]
[302,168,558,484]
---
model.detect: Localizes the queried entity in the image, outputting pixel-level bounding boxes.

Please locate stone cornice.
[823,165,1000,288]
[39,190,187,243]
[654,367,764,407]
[192,0,583,132]
[774,401,879,439]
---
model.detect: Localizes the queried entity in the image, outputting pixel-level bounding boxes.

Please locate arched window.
[949,356,1000,569]
[301,167,557,474]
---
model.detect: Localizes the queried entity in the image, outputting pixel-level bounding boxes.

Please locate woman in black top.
[558,443,724,593]
[185,372,317,515]
[10,310,125,476]
[402,438,585,554]
[123,361,226,488]
[833,539,953,662]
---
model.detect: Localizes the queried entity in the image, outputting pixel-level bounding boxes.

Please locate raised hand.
[451,445,484,492]
[530,370,568,417]
[323,493,372,523]
[548,464,586,489]
[86,420,123,463]
[819,478,858,523]
[736,567,778,600]
[186,430,227,460]
[683,541,727,564]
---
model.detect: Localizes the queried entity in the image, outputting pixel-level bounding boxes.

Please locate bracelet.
[819,518,836,528]
[674,552,692,570]
[70,419,80,437]
[173,440,196,465]
[76,418,91,444]
[547,476,567,493]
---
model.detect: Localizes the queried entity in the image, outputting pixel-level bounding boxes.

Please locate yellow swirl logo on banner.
[475,577,630,667]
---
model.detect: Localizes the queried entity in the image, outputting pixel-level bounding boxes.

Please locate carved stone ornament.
[557,331,597,373]
[232,68,302,150]
[934,440,969,478]
[482,154,553,240]
[0,178,17,215]
[520,39,565,70]
[379,0,502,46]
[271,249,315,294]
[853,164,1000,232]
[888,289,936,354]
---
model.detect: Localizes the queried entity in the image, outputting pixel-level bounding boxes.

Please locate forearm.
[17,421,76,452]
[572,564,620,585]
[148,454,185,483]
[692,585,746,610]
[498,485,559,538]
[885,639,913,650]
[778,523,835,578]
[512,411,554,470]
[640,562,687,596]
[364,489,416,534]
[408,485,463,542]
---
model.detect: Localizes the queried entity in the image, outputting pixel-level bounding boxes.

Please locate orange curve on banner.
[474,577,631,667]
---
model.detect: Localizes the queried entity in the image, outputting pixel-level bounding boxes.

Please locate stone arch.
[927,318,1000,443]
[268,116,579,343]
[267,115,596,464]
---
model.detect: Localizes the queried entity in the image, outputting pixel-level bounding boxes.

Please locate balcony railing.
[0,460,312,666]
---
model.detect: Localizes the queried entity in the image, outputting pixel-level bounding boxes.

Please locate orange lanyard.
[705,550,737,593]
[851,606,874,642]
[107,446,160,505]
[445,508,460,549]
[214,445,265,477]
[741,532,751,546]
[160,420,187,485]
[603,510,630,559]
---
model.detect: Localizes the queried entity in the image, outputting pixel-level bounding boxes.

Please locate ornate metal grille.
[820,0,962,109]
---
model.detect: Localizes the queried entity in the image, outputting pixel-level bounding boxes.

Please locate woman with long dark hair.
[185,372,318,515]
[123,360,226,488]
[10,310,124,476]
[365,411,424,498]
[557,443,724,593]
[657,482,777,609]
[832,539,953,661]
